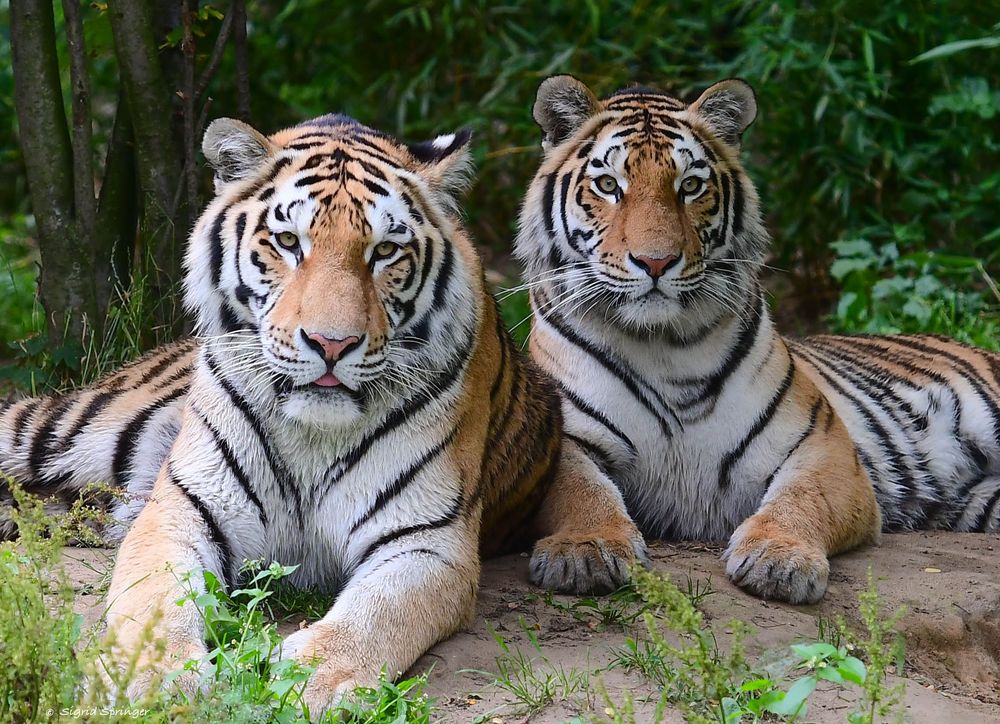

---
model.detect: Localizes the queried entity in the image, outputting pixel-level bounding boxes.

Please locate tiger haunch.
[516,75,1000,605]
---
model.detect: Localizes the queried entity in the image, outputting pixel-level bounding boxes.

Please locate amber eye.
[596,175,620,195]
[373,241,400,260]
[681,176,703,195]
[275,231,299,250]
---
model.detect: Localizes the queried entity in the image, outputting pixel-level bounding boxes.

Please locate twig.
[194,1,235,107]
[182,0,198,216]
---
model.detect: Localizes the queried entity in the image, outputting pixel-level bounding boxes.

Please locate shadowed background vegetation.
[1,0,998,392]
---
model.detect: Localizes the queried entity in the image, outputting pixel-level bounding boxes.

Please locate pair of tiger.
[2,74,998,711]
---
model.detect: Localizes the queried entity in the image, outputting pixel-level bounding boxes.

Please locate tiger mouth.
[312,372,342,388]
[275,375,361,398]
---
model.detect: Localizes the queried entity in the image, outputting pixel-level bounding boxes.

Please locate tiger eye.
[596,175,620,195]
[275,231,299,249]
[374,241,399,259]
[681,176,703,194]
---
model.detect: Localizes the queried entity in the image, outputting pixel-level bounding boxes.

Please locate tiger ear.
[202,118,275,188]
[533,75,599,151]
[407,129,474,207]
[688,79,757,146]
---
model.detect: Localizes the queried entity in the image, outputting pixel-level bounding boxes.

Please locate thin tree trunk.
[107,0,187,335]
[232,0,251,121]
[95,91,138,318]
[10,0,97,353]
[61,0,97,241]
[181,0,198,218]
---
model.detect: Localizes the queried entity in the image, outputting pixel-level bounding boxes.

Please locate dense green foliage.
[1,1,997,388]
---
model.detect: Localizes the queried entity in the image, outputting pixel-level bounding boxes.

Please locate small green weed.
[334,676,432,724]
[535,582,645,632]
[603,566,907,724]
[842,571,908,724]
[474,617,591,716]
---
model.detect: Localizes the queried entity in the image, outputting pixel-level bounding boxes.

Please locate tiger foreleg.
[723,407,881,604]
[103,474,215,699]
[278,529,480,715]
[529,440,648,594]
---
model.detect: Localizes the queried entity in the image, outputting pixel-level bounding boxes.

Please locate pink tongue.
[313,372,342,387]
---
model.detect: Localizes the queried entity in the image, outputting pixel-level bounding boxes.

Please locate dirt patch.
[66,533,1000,722]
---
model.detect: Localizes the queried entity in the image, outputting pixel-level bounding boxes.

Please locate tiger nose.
[301,331,363,362]
[630,253,681,279]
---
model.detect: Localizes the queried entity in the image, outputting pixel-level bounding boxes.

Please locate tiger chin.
[0,114,645,711]
[516,74,1000,605]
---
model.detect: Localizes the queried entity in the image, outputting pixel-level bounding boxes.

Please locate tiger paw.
[529,528,649,595]
[723,520,829,604]
[279,624,360,716]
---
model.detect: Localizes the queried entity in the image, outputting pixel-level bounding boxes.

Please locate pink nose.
[303,332,362,362]
[631,253,681,279]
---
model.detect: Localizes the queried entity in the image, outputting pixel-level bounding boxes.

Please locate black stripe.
[431,237,454,309]
[762,397,824,491]
[719,359,795,489]
[564,432,616,478]
[136,345,190,386]
[489,309,509,403]
[355,492,464,571]
[731,174,745,237]
[11,400,39,449]
[111,386,187,488]
[209,212,226,286]
[170,468,233,584]
[558,382,636,454]
[363,547,449,576]
[542,172,557,238]
[535,288,679,436]
[204,352,302,519]
[190,405,268,526]
[62,389,120,446]
[324,325,476,488]
[971,484,1000,532]
[361,178,389,196]
[676,291,763,410]
[27,395,76,480]
[399,237,434,326]
[350,428,457,534]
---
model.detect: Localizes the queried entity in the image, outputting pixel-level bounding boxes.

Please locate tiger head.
[184,115,478,427]
[515,76,769,338]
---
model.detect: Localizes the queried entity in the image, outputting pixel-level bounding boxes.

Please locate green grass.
[471,618,592,717]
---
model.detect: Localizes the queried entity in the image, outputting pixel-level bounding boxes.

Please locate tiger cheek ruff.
[516,74,1000,606]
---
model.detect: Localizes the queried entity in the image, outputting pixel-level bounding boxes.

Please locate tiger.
[0,113,645,709]
[515,74,1000,605]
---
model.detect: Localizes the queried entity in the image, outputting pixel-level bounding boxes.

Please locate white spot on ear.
[432,134,456,151]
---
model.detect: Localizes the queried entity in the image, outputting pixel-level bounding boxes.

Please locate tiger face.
[516,76,769,338]
[185,115,476,427]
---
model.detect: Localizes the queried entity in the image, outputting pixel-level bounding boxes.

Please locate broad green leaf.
[839,655,867,684]
[767,676,818,717]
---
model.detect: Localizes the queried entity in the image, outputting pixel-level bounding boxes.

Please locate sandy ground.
[65,532,1000,723]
